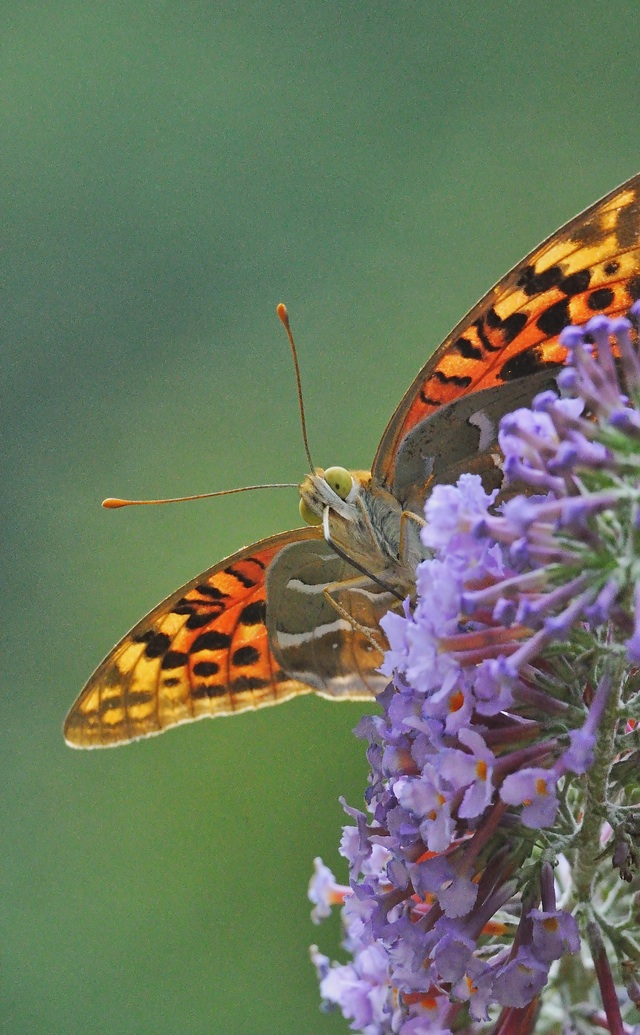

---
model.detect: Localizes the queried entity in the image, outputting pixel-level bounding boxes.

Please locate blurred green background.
[3,3,639,1032]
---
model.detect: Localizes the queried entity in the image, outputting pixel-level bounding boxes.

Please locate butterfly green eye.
[324,466,353,500]
[299,497,322,526]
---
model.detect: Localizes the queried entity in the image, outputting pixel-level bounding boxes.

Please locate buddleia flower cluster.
[309,307,640,1035]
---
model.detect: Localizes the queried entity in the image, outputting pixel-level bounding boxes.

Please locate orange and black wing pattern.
[64,529,323,748]
[374,173,640,488]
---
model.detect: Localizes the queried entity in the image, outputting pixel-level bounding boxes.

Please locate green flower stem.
[571,664,623,902]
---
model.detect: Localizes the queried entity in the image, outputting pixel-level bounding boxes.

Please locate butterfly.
[64,173,640,748]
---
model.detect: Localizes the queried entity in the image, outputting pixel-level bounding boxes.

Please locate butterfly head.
[298,465,363,526]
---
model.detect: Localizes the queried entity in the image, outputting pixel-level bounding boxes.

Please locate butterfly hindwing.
[374,173,640,493]
[265,535,390,699]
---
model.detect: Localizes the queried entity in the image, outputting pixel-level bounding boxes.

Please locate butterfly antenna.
[103,483,297,509]
[277,303,315,473]
[105,306,310,511]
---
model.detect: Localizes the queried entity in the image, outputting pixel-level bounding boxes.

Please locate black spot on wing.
[161,650,189,670]
[190,629,232,653]
[195,584,229,599]
[232,675,270,691]
[453,336,483,360]
[133,630,156,645]
[186,610,220,630]
[587,287,615,311]
[192,684,227,699]
[98,690,154,715]
[429,369,473,388]
[559,269,591,296]
[232,645,261,667]
[499,348,555,382]
[129,690,154,705]
[536,298,571,336]
[474,317,501,353]
[517,264,563,297]
[172,596,226,622]
[239,600,267,625]
[419,390,442,406]
[193,660,220,677]
[225,565,257,588]
[487,309,528,344]
[144,632,171,659]
[571,218,602,247]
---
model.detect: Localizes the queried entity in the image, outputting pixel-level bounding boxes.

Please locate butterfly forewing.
[374,173,640,492]
[65,529,327,747]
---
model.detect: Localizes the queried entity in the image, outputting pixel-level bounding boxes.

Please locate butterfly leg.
[322,576,388,655]
[354,494,382,546]
[322,502,404,602]
[354,495,424,589]
[398,509,426,584]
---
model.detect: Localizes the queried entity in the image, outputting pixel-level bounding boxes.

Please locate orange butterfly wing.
[65,527,385,748]
[65,530,323,747]
[374,173,640,491]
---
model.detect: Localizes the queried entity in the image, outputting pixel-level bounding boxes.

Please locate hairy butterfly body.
[65,173,640,747]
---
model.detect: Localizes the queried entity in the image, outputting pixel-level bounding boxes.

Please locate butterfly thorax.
[298,467,423,594]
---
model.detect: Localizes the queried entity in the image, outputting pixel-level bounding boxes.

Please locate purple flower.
[311,308,640,1033]
[451,958,495,1021]
[421,473,498,554]
[312,941,390,1034]
[410,853,479,918]
[437,728,495,819]
[491,947,549,1008]
[393,767,455,853]
[561,672,614,776]
[308,857,349,923]
[499,767,559,828]
[529,907,580,962]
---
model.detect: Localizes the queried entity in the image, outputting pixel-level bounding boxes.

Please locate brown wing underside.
[374,173,640,488]
[64,528,341,748]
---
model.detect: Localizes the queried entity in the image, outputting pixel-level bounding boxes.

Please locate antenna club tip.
[102,497,128,509]
[276,302,289,325]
